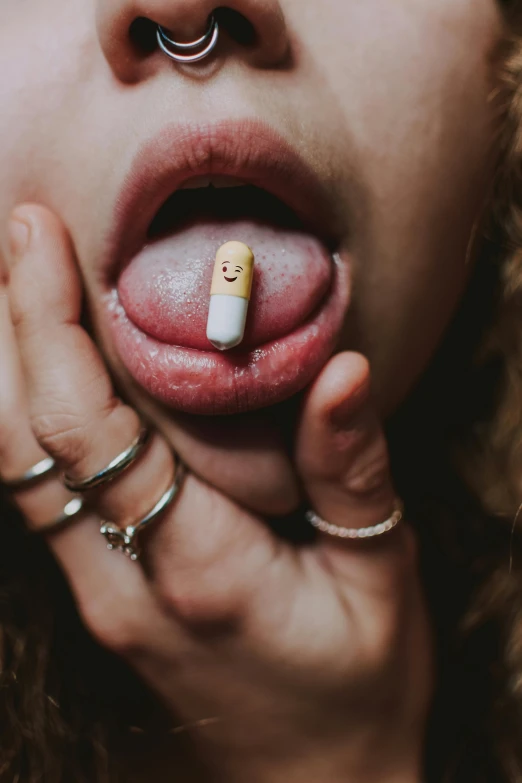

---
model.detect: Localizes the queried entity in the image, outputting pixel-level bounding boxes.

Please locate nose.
[97,0,289,81]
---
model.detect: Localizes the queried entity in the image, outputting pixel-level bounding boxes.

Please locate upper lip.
[105,119,337,282]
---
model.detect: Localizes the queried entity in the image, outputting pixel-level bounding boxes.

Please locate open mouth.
[105,122,351,415]
[118,177,335,351]
[148,179,305,239]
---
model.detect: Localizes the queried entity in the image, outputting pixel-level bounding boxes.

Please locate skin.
[0,0,506,780]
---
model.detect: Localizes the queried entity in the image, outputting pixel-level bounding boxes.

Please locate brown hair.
[3,6,522,783]
[391,8,522,780]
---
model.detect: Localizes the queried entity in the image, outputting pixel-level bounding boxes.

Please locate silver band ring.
[100,457,187,561]
[3,456,56,490]
[63,426,151,493]
[157,16,219,64]
[34,496,85,535]
[306,499,404,540]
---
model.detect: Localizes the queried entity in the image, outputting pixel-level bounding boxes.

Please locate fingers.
[295,352,396,533]
[7,204,280,629]
[8,205,144,483]
[3,205,164,655]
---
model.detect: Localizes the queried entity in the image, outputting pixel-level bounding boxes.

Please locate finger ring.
[306,499,404,540]
[2,456,57,490]
[63,426,151,492]
[32,496,85,535]
[100,456,187,561]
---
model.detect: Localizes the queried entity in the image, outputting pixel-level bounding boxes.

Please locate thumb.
[295,352,398,536]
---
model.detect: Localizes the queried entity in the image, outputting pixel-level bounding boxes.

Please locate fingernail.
[8,214,31,264]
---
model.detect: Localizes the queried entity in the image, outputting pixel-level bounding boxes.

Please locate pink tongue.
[118,219,332,350]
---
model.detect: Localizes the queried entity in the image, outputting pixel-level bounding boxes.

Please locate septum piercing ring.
[157,15,220,65]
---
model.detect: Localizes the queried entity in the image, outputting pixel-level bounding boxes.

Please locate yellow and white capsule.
[206,241,255,351]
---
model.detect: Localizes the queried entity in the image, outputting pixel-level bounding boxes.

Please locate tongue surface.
[118,218,332,350]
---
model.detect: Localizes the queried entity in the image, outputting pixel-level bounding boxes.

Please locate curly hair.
[2,6,522,783]
[390,7,522,781]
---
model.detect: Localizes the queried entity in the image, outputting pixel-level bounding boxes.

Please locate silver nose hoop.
[157,15,220,64]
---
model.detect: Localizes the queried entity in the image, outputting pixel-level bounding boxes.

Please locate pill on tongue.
[206,241,255,351]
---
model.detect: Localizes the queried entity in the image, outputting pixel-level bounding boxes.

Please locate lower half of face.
[0,0,504,505]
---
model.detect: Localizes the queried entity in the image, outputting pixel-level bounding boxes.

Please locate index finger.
[7,205,144,480]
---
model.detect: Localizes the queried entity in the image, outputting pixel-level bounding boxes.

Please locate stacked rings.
[2,423,187,561]
[62,425,186,561]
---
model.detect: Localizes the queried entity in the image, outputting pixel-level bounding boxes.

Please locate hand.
[1,205,433,783]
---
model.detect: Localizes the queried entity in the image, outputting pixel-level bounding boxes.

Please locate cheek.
[317,0,503,410]
[0,0,95,249]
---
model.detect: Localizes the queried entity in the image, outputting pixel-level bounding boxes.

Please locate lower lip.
[106,255,350,416]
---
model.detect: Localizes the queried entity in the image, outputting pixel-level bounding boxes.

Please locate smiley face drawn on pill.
[222,263,243,283]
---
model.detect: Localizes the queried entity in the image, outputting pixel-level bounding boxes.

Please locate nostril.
[129,17,158,55]
[214,7,257,47]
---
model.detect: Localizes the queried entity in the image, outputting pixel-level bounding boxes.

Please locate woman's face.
[0,0,504,511]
